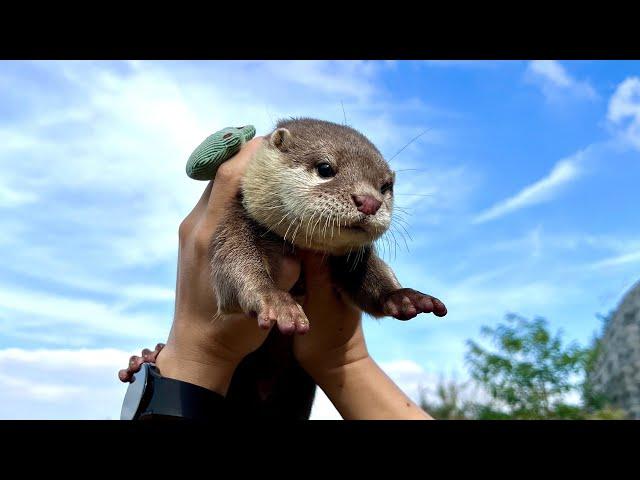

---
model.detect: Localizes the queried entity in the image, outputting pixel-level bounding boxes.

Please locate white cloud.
[473,75,640,226]
[0,182,37,207]
[607,76,640,150]
[0,347,133,419]
[0,284,169,343]
[529,60,573,87]
[260,61,381,101]
[526,60,597,101]
[421,60,504,69]
[589,249,640,270]
[472,150,585,224]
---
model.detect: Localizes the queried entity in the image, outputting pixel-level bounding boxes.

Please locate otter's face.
[242,120,395,255]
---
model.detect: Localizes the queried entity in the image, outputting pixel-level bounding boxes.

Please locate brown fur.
[210,118,446,418]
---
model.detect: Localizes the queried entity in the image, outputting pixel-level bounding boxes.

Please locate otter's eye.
[381,182,393,194]
[316,162,335,178]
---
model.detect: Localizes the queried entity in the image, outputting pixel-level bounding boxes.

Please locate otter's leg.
[209,199,310,335]
[330,247,447,320]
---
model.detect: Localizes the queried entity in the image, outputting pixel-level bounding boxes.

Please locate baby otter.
[119,119,447,419]
[211,118,447,338]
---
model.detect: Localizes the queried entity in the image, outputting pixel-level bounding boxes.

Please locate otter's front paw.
[256,291,310,335]
[382,288,447,320]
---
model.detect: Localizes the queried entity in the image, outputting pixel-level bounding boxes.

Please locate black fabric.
[138,366,228,420]
[225,328,317,420]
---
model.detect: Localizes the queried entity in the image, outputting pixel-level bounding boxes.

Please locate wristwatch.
[120,363,228,420]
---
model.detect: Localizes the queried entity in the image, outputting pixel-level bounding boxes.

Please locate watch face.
[120,363,149,420]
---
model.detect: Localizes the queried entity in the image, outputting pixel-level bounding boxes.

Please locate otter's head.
[242,118,395,255]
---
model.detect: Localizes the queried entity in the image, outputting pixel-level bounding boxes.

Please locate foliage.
[419,313,629,419]
[418,379,473,420]
[464,314,589,419]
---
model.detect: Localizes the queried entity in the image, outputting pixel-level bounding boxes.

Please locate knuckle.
[246,136,263,148]
[215,162,238,182]
[194,228,214,256]
[178,218,193,243]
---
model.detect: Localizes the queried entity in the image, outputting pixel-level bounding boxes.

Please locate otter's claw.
[256,291,310,335]
[383,288,447,320]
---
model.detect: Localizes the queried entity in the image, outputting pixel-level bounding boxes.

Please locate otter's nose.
[352,194,382,215]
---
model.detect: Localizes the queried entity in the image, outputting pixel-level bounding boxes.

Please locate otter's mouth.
[344,224,368,233]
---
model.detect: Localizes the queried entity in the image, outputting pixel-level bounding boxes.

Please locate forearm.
[310,355,432,420]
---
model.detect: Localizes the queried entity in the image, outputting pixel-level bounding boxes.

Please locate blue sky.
[1,60,639,419]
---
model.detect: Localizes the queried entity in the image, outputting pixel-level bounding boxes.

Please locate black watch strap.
[136,365,228,420]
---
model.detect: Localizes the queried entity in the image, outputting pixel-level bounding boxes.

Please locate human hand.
[148,137,302,395]
[292,249,369,378]
[292,249,431,420]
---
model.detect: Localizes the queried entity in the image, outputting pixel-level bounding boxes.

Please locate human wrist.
[311,354,432,420]
[300,343,371,385]
[154,343,241,396]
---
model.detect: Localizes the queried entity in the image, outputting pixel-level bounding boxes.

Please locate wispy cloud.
[0,182,37,207]
[0,347,133,419]
[0,284,169,345]
[525,60,597,101]
[472,150,585,224]
[421,60,504,69]
[589,250,640,270]
[473,74,639,226]
[607,76,640,150]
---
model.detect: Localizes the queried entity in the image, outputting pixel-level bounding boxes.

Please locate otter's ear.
[270,128,291,151]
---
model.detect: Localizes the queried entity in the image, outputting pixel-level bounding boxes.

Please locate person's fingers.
[118,369,132,382]
[207,137,265,204]
[178,182,214,246]
[206,136,265,209]
[193,181,214,214]
[118,355,143,382]
[129,355,143,370]
[183,181,214,224]
[185,135,265,235]
[118,344,166,382]
[186,137,266,238]
[143,343,165,363]
[197,137,265,234]
[152,343,166,362]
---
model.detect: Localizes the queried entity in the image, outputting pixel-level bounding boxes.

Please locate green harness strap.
[186,125,256,180]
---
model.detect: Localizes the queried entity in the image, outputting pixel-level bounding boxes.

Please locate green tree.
[465,314,589,419]
[417,313,628,420]
[418,378,473,420]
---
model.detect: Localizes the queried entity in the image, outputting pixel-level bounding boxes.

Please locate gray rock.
[589,280,640,419]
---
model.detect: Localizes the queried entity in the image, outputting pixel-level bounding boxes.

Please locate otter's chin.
[295,224,387,255]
